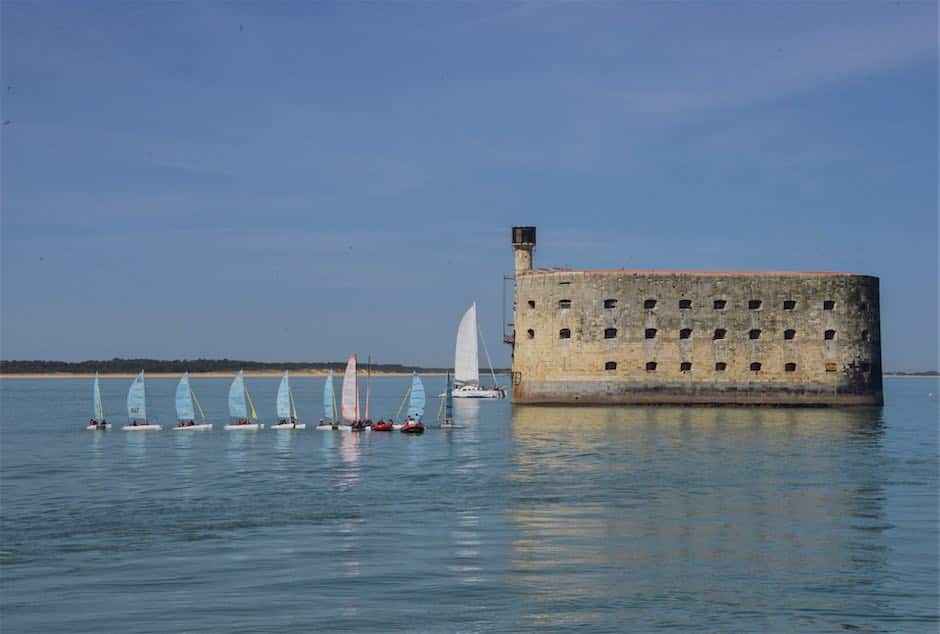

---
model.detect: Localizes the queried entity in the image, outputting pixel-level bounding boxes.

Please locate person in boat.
[279,418,287,425]
[238,418,248,425]
[290,416,297,428]
[89,418,97,428]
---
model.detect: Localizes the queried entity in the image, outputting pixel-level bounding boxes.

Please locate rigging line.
[478,322,500,386]
[395,385,412,422]
[245,385,258,420]
[191,388,206,422]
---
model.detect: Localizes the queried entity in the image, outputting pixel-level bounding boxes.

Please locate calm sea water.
[1,376,937,633]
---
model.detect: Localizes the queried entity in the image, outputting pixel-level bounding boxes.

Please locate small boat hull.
[86,424,112,431]
[269,423,306,430]
[173,424,214,431]
[122,424,162,431]
[400,423,424,434]
[224,423,263,431]
[372,423,393,432]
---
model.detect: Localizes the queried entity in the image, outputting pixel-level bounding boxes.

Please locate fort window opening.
[824,300,835,310]
[559,281,571,286]
[604,299,617,309]
[605,361,617,371]
[715,362,727,372]
[604,328,618,339]
[824,329,836,341]
[526,329,534,339]
[861,362,871,372]
[643,299,657,309]
[679,299,692,309]
[749,329,762,340]
[714,299,727,310]
[784,329,796,340]
[644,328,657,339]
[559,328,571,339]
[679,328,692,339]
[750,362,762,372]
[749,300,762,310]
[785,362,797,372]
[826,362,837,372]
[713,328,727,340]
[527,300,535,309]
[680,361,692,372]
[558,299,571,309]
[783,300,796,310]
[861,330,870,342]
[646,362,657,372]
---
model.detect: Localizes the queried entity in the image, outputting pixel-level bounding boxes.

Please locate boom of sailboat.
[84,303,504,432]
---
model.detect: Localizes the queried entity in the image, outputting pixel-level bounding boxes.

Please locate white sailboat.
[449,303,505,399]
[122,370,162,431]
[342,354,367,430]
[173,372,213,431]
[316,369,341,430]
[86,372,111,430]
[270,371,305,430]
[224,370,263,430]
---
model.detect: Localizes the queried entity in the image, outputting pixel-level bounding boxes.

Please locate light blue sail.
[276,371,292,420]
[228,371,248,419]
[323,370,335,422]
[444,372,453,421]
[93,372,105,420]
[176,372,195,421]
[126,371,147,422]
[407,372,426,420]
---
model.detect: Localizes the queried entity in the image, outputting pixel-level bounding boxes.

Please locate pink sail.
[341,355,359,422]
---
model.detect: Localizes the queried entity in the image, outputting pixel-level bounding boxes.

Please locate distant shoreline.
[0,370,462,379]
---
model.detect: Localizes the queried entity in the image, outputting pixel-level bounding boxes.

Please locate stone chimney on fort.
[512,226,536,273]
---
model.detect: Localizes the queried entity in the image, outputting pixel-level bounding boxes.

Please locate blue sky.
[1,2,936,370]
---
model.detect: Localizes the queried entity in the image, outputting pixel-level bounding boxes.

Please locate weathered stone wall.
[511,270,883,406]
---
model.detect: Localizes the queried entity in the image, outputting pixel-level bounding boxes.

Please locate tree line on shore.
[0,358,512,374]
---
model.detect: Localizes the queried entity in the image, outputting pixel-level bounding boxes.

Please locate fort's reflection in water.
[507,405,888,629]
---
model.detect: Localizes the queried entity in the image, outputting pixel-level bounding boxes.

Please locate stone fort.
[507,226,883,406]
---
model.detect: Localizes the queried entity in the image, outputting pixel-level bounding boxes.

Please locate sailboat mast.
[365,355,371,421]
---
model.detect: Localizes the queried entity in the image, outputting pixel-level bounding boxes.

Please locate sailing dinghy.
[399,372,425,433]
[224,370,262,430]
[270,371,305,430]
[86,372,111,430]
[449,303,505,399]
[316,370,340,430]
[436,371,455,428]
[173,372,213,431]
[122,371,161,431]
[342,355,368,431]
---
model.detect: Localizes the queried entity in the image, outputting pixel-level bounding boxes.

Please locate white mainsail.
[454,303,479,386]
[341,355,359,422]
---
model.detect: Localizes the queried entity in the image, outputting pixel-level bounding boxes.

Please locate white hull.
[122,424,162,431]
[224,423,263,431]
[86,424,112,431]
[173,424,214,431]
[316,424,351,431]
[270,423,306,430]
[446,385,505,399]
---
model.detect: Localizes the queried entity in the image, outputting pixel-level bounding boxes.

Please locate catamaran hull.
[316,424,352,431]
[173,424,214,431]
[270,424,306,430]
[86,424,112,431]
[447,387,504,399]
[224,424,263,431]
[122,424,162,431]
